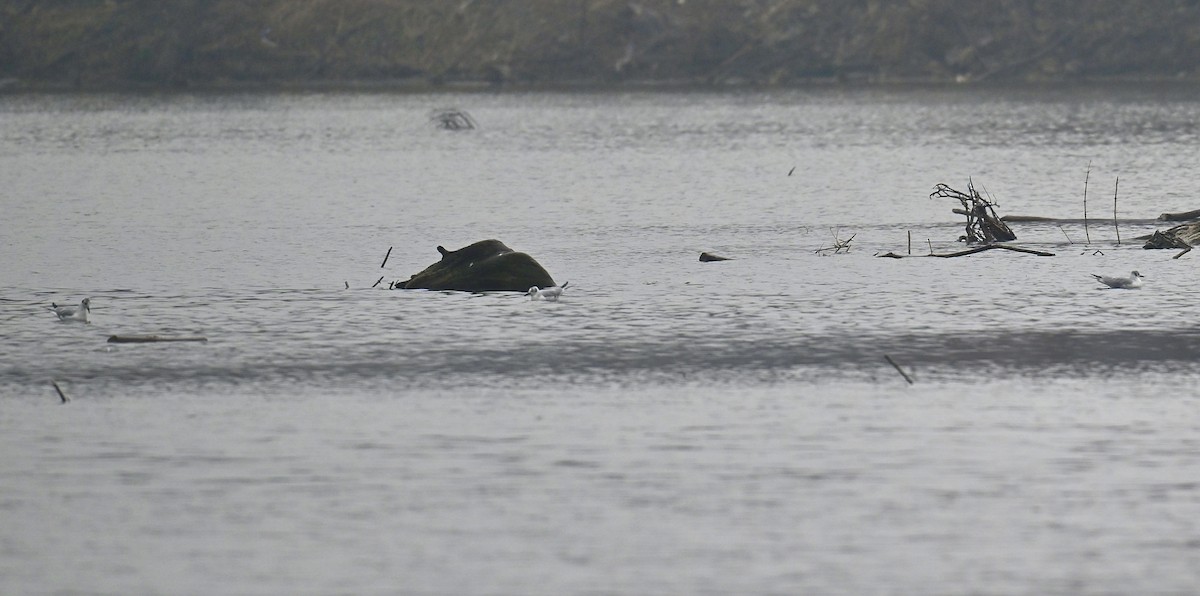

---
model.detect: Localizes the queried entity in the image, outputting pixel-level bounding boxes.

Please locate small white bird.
[1091,270,1144,289]
[50,297,91,322]
[526,281,569,301]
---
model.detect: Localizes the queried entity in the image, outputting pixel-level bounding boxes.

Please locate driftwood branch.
[1083,162,1092,244]
[884,355,914,385]
[430,108,477,130]
[107,335,209,343]
[1144,220,1200,249]
[930,180,1016,243]
[1158,208,1200,222]
[878,244,1054,258]
[51,381,69,404]
[1113,177,1121,246]
[814,228,855,255]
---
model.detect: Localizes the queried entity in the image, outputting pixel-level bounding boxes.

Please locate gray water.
[2,86,1200,595]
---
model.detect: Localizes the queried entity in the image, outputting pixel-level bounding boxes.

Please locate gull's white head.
[526,286,541,299]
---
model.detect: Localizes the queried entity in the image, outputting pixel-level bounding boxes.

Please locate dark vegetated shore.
[3,0,1200,89]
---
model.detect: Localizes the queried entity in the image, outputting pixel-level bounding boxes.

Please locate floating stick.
[878,244,1055,259]
[787,166,795,176]
[936,245,1053,257]
[51,381,69,404]
[371,276,385,288]
[1113,177,1121,245]
[381,246,393,268]
[884,355,914,385]
[344,281,349,289]
[107,335,208,343]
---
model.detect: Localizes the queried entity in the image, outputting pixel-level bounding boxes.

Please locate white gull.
[50,297,91,322]
[527,281,569,301]
[1091,270,1144,289]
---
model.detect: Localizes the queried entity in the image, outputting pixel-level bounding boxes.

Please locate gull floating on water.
[1091,270,1144,289]
[527,281,569,301]
[50,298,91,322]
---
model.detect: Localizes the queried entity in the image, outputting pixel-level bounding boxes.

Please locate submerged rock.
[395,240,557,292]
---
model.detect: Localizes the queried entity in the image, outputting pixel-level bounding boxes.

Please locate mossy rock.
[396,240,556,292]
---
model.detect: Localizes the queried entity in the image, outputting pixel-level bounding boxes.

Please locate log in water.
[107,335,209,344]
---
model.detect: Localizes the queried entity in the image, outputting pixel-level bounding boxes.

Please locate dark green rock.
[397,240,556,292]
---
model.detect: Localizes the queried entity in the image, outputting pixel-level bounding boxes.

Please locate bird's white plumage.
[1091,270,1144,289]
[51,298,92,322]
[526,281,569,301]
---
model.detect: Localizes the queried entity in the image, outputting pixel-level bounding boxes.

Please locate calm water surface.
[2,86,1199,594]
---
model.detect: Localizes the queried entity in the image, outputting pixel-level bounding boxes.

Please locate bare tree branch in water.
[930,180,1016,244]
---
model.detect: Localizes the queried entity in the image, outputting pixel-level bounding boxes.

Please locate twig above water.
[1113,177,1121,246]
[814,228,855,255]
[1083,162,1092,245]
[884,355,914,385]
[51,381,69,404]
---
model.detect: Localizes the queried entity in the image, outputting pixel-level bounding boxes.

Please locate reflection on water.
[3,87,1200,594]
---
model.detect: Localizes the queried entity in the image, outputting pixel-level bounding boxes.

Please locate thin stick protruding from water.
[884,355,914,385]
[381,246,393,268]
[1083,161,1092,245]
[51,381,69,404]
[371,276,385,288]
[908,231,912,255]
[927,239,933,255]
[1058,225,1074,244]
[1113,177,1121,246]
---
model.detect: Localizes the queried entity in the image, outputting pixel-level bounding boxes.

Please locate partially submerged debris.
[884,355,914,385]
[1144,220,1200,250]
[51,381,69,404]
[1157,208,1200,222]
[107,335,209,343]
[814,228,855,255]
[931,181,1017,243]
[878,244,1054,258]
[699,252,731,262]
[395,239,556,292]
[430,108,477,130]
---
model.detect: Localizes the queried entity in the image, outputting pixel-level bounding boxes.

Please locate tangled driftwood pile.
[1144,212,1199,258]
[1144,213,1200,249]
[879,180,1043,259]
[931,181,1017,243]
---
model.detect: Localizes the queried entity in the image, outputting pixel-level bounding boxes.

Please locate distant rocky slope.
[3,0,1199,88]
